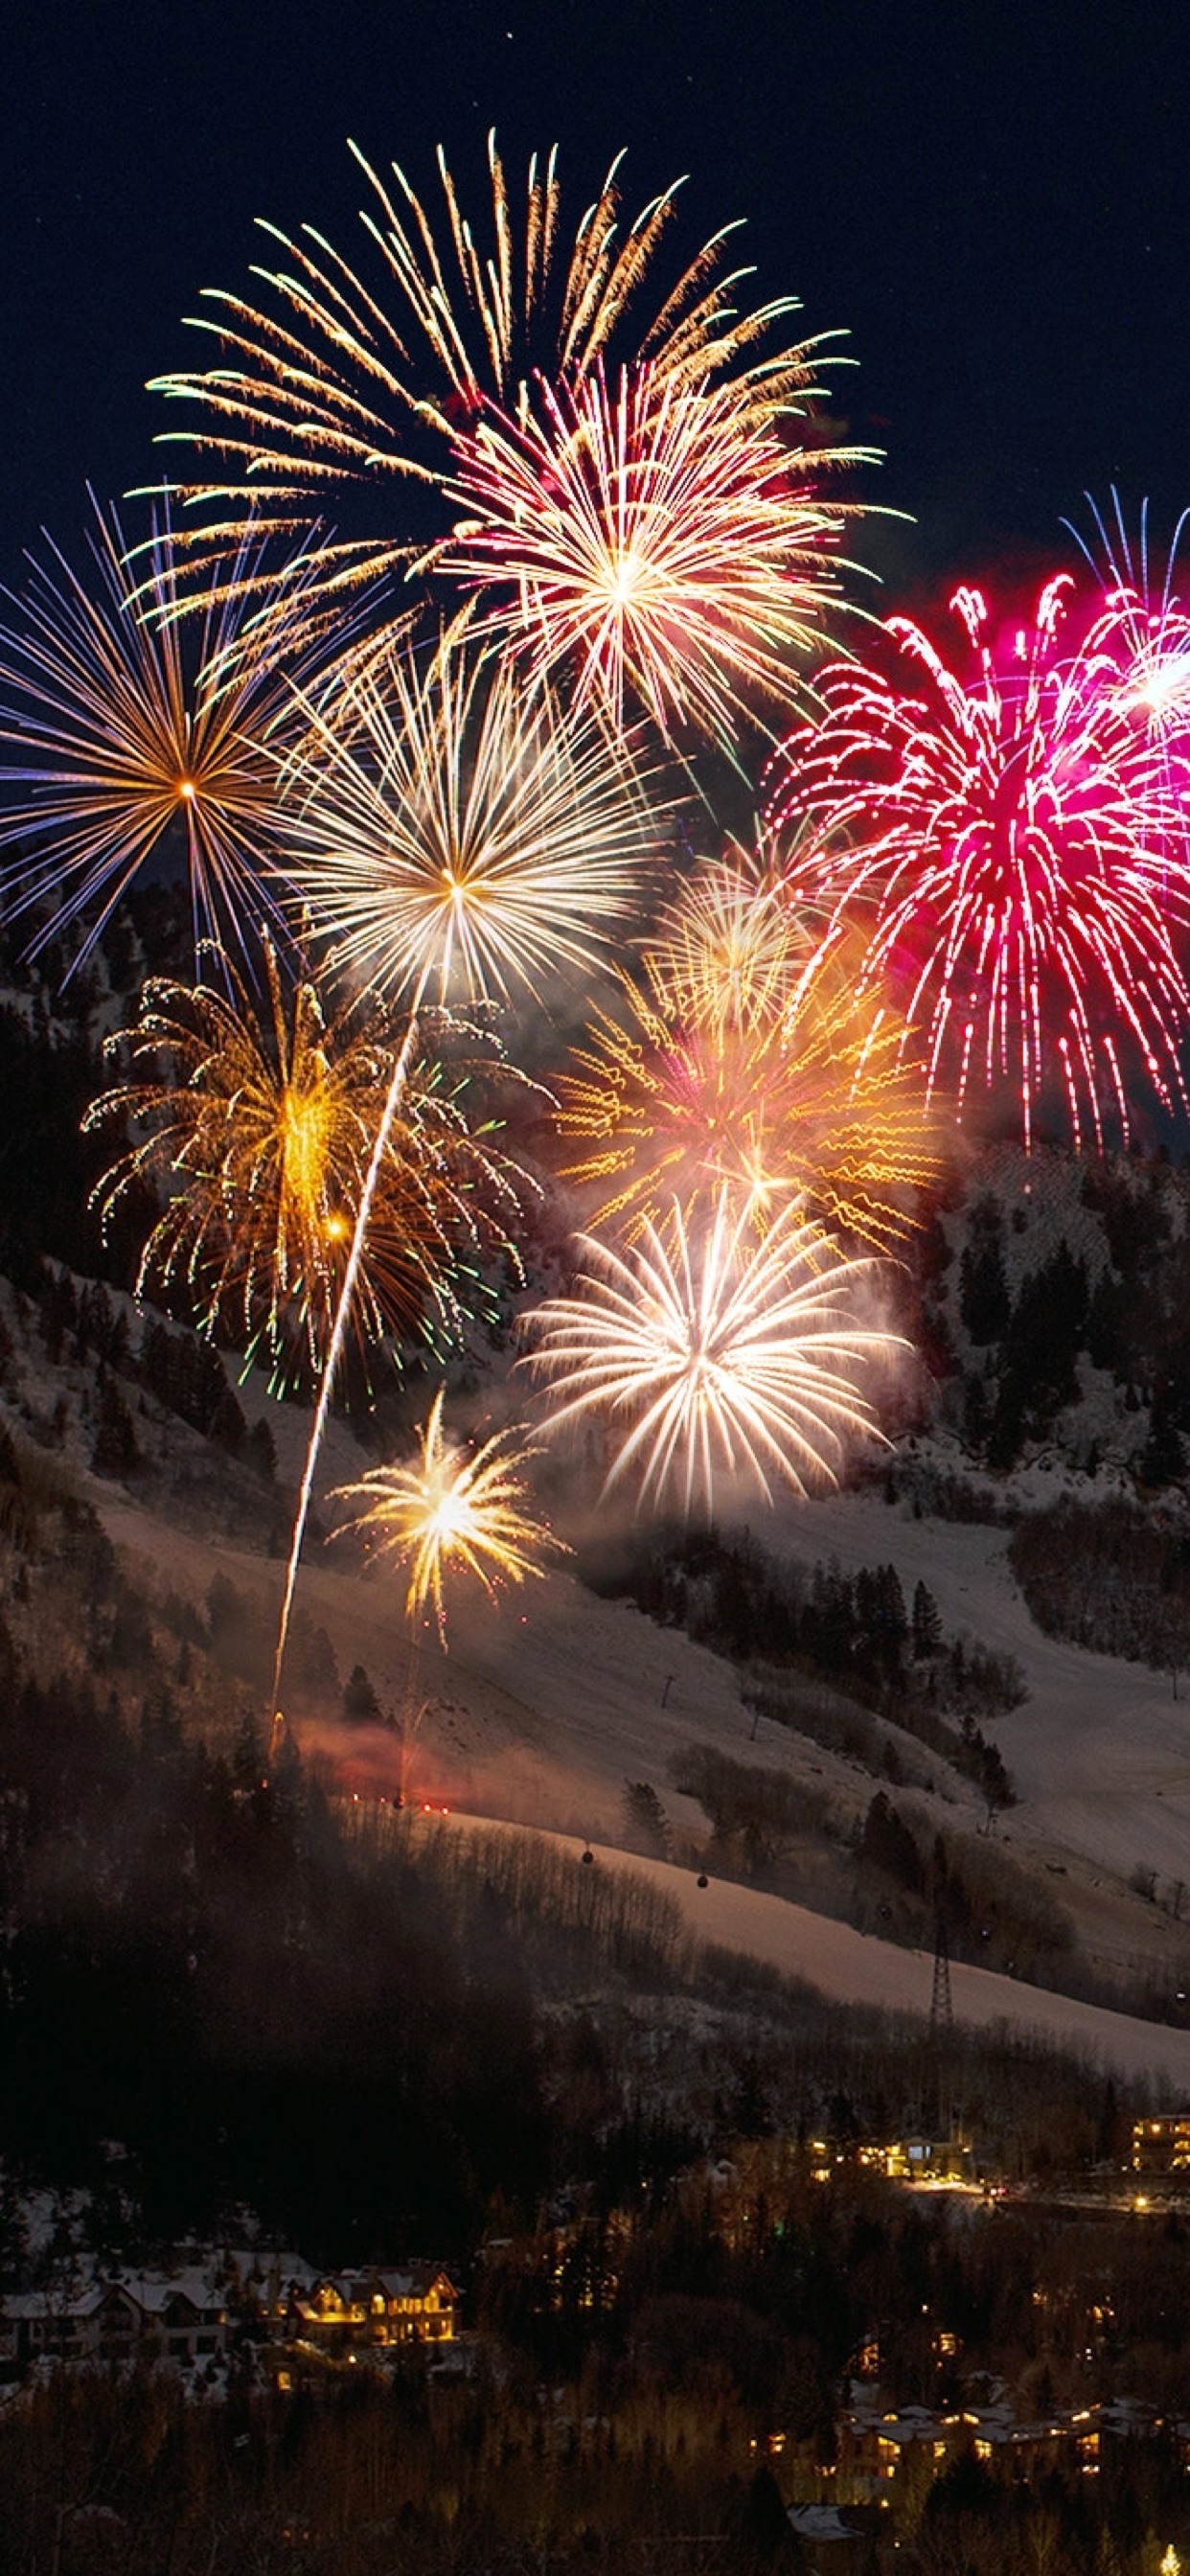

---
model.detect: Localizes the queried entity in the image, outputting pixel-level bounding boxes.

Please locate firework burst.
[434,365,865,742]
[86,940,518,1378]
[282,627,659,1003]
[556,860,936,1247]
[519,1193,899,1517]
[148,132,860,632]
[767,577,1190,1151]
[0,498,321,968]
[332,1387,558,1642]
[647,847,811,1033]
[1064,490,1190,748]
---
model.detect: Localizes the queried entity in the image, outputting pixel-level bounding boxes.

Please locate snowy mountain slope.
[438,1815,1190,2088]
[12,1244,1190,2080]
[95,1458,1190,2082]
[762,1481,1190,1892]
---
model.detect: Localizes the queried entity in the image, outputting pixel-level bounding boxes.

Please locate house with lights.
[286,2264,459,2357]
[1131,2113,1190,2175]
[0,2253,456,2382]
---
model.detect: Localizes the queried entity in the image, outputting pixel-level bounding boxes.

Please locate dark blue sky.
[3,0,1187,602]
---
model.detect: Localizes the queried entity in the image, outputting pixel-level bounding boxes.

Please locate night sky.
[2,0,1187,604]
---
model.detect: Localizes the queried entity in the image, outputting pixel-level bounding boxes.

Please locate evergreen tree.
[859,1791,922,1891]
[230,1711,266,1793]
[289,1616,340,1701]
[1087,1264,1130,1373]
[1005,1238,1088,1418]
[623,1780,672,1857]
[985,1366,1027,1470]
[77,1281,123,1368]
[911,1578,944,1660]
[38,1266,77,1366]
[1139,1382,1185,1489]
[89,1373,140,1480]
[959,1235,1010,1345]
[739,2465,807,2569]
[244,1415,277,1482]
[342,1663,382,1724]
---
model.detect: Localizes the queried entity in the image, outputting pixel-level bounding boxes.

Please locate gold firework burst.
[281,626,659,1005]
[647,848,812,1033]
[556,872,938,1248]
[435,366,866,742]
[332,1387,559,1641]
[0,498,323,966]
[148,133,858,625]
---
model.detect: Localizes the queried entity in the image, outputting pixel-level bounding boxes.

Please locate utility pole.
[929,1911,953,2042]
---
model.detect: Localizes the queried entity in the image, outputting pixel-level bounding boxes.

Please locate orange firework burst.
[148,132,859,632]
[520,1192,900,1517]
[332,1388,559,1642]
[434,365,866,742]
[0,498,320,967]
[556,859,937,1248]
[86,940,520,1377]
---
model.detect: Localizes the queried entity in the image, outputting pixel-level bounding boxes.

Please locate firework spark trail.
[271,993,428,1725]
[269,629,657,1727]
[146,132,860,637]
[332,1385,559,1644]
[0,497,323,970]
[767,577,1190,1151]
[519,1193,901,1518]
[433,364,868,743]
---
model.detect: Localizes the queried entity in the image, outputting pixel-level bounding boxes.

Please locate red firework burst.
[767,576,1190,1151]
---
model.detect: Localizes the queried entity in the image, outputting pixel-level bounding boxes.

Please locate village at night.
[5,3,1190,2567]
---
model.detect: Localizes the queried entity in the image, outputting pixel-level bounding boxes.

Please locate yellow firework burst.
[86,941,519,1374]
[519,1193,901,1518]
[148,133,858,622]
[556,888,938,1250]
[434,366,865,742]
[0,498,322,966]
[332,1387,559,1641]
[281,627,659,1005]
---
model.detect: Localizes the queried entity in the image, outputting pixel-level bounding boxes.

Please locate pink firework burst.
[767,576,1190,1151]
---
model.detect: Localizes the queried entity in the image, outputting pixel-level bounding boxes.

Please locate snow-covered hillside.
[95,1452,1190,2086]
[10,1169,1190,2088]
[440,1815,1190,2088]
